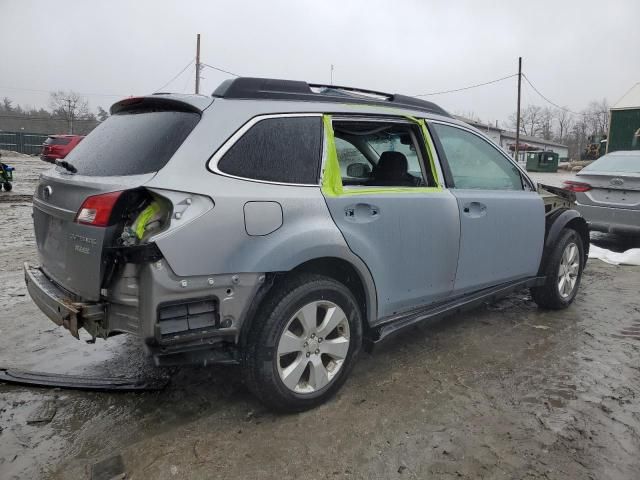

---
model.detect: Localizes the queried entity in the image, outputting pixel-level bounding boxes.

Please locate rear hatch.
[574,173,640,209]
[33,96,204,301]
[571,153,640,210]
[42,136,72,159]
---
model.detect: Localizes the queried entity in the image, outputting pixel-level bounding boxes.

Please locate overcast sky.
[1,0,638,125]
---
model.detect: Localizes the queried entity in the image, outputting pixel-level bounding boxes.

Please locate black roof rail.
[212,77,450,117]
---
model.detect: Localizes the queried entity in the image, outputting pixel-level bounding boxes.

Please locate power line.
[522,74,586,116]
[414,74,518,97]
[154,58,195,93]
[200,62,240,77]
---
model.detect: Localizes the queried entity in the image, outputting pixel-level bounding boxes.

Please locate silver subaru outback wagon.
[25,78,589,411]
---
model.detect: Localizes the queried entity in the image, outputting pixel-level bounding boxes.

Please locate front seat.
[367,151,419,186]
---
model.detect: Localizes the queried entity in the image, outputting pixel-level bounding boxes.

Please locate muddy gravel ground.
[0,156,639,480]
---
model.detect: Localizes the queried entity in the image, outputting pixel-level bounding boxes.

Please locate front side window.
[433,123,523,190]
[332,120,433,188]
[217,116,323,184]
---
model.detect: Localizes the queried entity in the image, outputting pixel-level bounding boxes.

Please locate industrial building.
[608,82,640,153]
[458,117,569,162]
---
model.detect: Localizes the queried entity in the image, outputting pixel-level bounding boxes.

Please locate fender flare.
[237,251,379,351]
[540,208,589,273]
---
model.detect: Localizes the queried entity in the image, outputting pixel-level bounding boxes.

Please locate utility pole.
[330,64,334,85]
[67,98,73,134]
[514,56,522,162]
[195,33,201,94]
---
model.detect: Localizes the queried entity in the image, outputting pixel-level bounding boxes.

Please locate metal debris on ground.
[0,368,168,391]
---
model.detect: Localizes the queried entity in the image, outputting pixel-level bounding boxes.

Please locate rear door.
[430,122,544,294]
[33,102,201,300]
[322,116,460,318]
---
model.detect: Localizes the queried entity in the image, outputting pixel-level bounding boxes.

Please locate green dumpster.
[525,151,559,172]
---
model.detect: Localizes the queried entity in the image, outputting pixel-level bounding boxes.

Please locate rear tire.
[531,228,584,309]
[243,273,363,412]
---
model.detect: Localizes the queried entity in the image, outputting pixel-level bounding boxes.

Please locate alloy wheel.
[558,242,579,298]
[276,300,350,394]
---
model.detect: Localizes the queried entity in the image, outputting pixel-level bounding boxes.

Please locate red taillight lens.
[75,191,123,226]
[563,180,592,192]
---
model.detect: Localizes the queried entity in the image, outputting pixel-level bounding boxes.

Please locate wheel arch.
[239,256,378,349]
[540,208,589,273]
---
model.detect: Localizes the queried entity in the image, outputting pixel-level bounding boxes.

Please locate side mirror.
[346,163,371,178]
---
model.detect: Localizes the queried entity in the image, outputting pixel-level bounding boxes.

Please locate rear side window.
[62,110,199,176]
[45,137,71,146]
[217,116,323,184]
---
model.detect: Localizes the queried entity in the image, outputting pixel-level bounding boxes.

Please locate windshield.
[61,109,199,176]
[583,153,640,174]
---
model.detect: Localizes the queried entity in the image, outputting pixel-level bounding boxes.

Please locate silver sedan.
[564,151,640,236]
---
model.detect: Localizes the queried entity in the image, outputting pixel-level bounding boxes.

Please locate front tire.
[243,273,363,412]
[2,182,11,191]
[531,228,584,309]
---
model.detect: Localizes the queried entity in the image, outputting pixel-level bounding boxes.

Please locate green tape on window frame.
[321,114,443,196]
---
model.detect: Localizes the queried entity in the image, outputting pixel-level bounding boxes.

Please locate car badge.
[610,178,624,187]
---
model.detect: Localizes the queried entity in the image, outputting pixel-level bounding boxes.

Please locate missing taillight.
[75,191,124,227]
[563,181,592,193]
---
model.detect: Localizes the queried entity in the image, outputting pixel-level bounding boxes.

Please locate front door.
[430,122,545,294]
[322,115,460,319]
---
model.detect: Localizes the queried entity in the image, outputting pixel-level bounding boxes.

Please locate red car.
[40,135,84,163]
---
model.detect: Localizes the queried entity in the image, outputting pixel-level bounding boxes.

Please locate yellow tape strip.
[321,115,344,197]
[404,115,442,188]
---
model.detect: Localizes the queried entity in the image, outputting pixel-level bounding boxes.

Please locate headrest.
[376,151,408,178]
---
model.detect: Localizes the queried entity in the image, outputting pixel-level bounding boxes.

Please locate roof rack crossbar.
[212,77,450,117]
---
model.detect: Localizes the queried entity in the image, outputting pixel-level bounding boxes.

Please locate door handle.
[462,202,487,218]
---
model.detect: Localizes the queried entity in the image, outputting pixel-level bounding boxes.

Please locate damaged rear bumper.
[24,262,105,338]
[24,260,268,366]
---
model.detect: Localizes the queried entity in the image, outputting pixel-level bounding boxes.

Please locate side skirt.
[366,276,545,350]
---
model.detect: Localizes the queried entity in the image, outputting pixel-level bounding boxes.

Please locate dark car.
[40,135,84,163]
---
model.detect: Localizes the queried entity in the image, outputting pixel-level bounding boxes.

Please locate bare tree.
[1,97,14,112]
[540,107,554,140]
[584,99,609,136]
[554,108,574,141]
[508,105,545,136]
[96,106,109,122]
[49,90,89,134]
[570,117,589,159]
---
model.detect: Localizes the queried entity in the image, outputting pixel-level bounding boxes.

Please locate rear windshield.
[62,109,200,176]
[583,153,640,174]
[45,137,71,145]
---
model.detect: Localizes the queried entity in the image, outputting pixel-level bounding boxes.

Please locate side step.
[368,276,545,347]
[0,368,168,391]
